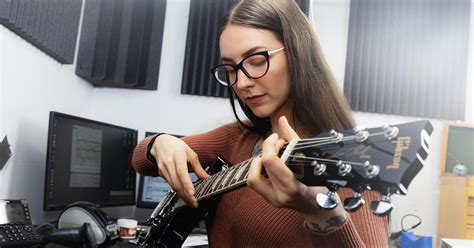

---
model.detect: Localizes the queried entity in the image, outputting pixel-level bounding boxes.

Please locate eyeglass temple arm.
[268,47,285,55]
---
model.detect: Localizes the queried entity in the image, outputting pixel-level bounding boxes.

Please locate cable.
[389,213,422,241]
[401,213,422,232]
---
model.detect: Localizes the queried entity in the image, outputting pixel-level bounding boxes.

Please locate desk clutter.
[0,199,207,248]
[0,200,119,247]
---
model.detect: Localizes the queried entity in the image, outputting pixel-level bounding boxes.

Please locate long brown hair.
[220,0,355,136]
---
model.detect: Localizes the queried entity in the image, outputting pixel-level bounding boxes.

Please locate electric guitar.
[137,120,433,248]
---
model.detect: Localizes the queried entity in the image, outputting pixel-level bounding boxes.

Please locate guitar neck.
[174,141,298,209]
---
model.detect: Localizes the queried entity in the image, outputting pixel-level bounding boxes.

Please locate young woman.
[132,0,388,247]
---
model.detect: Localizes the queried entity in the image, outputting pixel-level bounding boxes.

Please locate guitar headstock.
[282,120,433,215]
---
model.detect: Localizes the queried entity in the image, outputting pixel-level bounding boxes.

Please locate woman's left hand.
[247,116,347,233]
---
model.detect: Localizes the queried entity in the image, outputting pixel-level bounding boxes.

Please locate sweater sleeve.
[131,122,246,176]
[131,134,160,176]
[305,190,389,248]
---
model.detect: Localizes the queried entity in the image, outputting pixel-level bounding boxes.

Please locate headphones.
[58,202,119,246]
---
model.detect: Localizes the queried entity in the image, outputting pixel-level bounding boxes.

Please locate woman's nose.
[234,69,255,89]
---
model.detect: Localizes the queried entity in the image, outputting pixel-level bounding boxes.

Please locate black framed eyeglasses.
[210,47,285,87]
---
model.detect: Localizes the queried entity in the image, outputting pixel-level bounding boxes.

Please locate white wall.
[0,25,95,222]
[0,0,472,236]
[0,25,4,140]
[466,0,474,122]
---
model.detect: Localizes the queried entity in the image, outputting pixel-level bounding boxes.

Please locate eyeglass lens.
[214,53,269,86]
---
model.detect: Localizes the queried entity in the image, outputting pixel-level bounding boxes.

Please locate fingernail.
[187,189,195,197]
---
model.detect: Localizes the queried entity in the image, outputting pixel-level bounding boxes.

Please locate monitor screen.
[43,111,138,211]
[136,132,197,208]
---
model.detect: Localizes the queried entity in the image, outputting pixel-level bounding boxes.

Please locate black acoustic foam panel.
[75,0,167,90]
[0,0,83,64]
[344,0,470,120]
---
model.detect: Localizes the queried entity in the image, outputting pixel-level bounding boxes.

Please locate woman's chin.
[251,109,270,119]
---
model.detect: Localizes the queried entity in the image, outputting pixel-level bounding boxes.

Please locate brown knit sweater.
[132,122,389,247]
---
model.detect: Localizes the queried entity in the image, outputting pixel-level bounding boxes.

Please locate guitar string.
[286,155,366,167]
[291,130,386,145]
[283,131,387,151]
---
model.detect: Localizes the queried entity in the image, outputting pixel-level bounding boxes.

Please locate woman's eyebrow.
[220,46,268,63]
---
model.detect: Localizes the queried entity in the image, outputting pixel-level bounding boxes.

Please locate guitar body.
[138,158,231,248]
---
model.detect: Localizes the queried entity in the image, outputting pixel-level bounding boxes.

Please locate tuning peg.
[383,124,399,140]
[329,130,343,143]
[370,194,394,216]
[353,126,369,143]
[316,184,340,210]
[363,161,380,178]
[336,160,352,176]
[311,161,327,176]
[343,190,366,212]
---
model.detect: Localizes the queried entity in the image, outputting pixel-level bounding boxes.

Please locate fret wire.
[201,172,219,197]
[211,174,224,191]
[240,162,251,181]
[235,160,249,183]
[231,161,248,185]
[237,159,253,182]
[200,178,214,197]
[197,166,222,198]
[194,180,205,196]
[218,165,235,189]
[197,175,214,198]
[221,163,239,188]
[194,178,208,198]
[228,159,248,185]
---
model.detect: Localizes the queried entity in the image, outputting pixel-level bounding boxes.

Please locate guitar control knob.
[311,161,327,176]
[363,161,380,178]
[370,194,394,216]
[383,124,399,140]
[354,126,369,143]
[336,160,352,176]
[343,191,365,212]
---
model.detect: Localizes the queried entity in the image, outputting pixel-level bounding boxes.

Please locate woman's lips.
[246,94,265,105]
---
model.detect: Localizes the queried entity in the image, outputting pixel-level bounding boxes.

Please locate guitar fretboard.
[195,157,255,200]
[174,157,256,208]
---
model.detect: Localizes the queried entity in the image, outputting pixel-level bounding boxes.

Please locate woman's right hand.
[149,134,209,207]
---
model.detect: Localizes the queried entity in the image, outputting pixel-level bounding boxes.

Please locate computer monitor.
[136,132,197,208]
[43,111,138,211]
